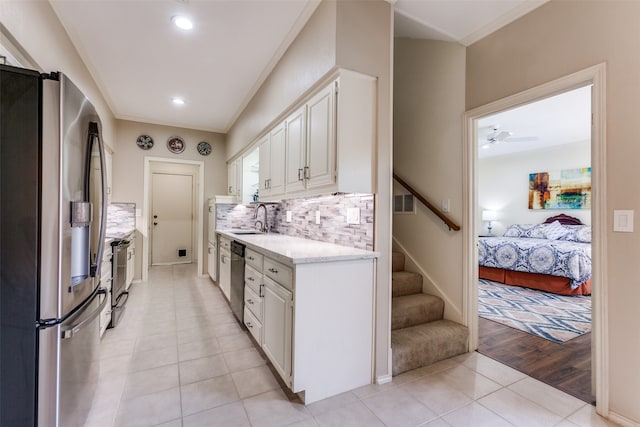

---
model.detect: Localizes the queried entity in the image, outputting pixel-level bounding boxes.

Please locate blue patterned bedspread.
[478,237,592,288]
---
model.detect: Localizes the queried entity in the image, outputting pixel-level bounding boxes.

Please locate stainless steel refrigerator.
[0,65,108,425]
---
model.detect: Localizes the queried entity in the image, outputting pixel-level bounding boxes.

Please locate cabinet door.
[125,239,135,289]
[258,134,271,198]
[285,106,307,193]
[234,158,243,199]
[306,83,335,190]
[268,123,286,197]
[208,203,216,244]
[227,162,236,196]
[208,243,217,281]
[262,276,292,385]
[219,249,231,301]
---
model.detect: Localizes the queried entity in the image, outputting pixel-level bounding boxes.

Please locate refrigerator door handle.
[60,292,108,340]
[87,122,108,277]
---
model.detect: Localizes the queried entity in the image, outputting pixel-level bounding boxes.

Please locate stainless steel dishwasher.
[230,240,246,323]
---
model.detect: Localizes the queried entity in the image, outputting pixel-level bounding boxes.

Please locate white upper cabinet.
[306,83,335,190]
[259,123,286,200]
[284,105,307,194]
[227,157,242,200]
[254,68,376,201]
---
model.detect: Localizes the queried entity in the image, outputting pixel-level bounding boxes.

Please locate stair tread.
[391,320,469,376]
[392,271,423,297]
[392,293,444,330]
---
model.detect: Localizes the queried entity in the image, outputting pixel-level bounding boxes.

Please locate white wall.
[393,38,466,323]
[467,1,640,422]
[479,140,591,235]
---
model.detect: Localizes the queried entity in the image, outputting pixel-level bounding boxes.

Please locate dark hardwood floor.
[478,317,594,404]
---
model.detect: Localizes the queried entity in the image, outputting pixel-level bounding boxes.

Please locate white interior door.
[151,173,193,265]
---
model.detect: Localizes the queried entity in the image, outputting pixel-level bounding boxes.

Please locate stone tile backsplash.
[107,202,136,236]
[215,193,374,251]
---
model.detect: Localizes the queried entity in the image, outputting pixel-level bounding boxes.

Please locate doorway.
[142,157,205,281]
[463,64,608,414]
[475,86,593,402]
[151,172,194,265]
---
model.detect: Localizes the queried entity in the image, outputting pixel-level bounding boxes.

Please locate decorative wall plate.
[136,134,154,150]
[197,141,212,156]
[167,136,185,154]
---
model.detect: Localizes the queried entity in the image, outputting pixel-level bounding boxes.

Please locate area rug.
[478,279,591,343]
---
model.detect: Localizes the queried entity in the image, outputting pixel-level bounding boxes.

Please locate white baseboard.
[376,374,392,385]
[608,411,640,427]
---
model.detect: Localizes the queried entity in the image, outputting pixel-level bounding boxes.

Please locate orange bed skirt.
[479,266,591,296]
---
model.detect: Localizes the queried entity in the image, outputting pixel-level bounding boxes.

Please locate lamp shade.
[482,210,497,221]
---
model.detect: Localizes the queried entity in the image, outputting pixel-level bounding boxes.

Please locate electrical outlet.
[346,208,360,224]
[315,210,321,225]
[286,210,292,222]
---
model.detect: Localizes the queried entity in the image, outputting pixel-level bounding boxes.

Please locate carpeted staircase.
[391,252,469,376]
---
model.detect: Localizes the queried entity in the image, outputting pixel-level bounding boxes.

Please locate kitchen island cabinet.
[219,231,378,404]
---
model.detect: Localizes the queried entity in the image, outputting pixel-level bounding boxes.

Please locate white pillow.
[543,220,571,240]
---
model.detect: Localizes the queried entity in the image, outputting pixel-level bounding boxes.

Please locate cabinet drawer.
[264,257,292,291]
[243,306,262,345]
[245,248,263,271]
[220,236,231,251]
[245,265,262,295]
[244,285,263,321]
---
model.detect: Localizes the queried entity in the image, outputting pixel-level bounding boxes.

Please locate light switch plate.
[346,208,360,224]
[441,199,450,213]
[614,210,634,232]
[136,208,142,217]
[286,211,292,222]
[315,210,321,225]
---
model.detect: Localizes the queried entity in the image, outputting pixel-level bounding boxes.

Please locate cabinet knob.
[268,268,278,274]
[248,277,255,281]
[247,299,253,305]
[246,322,253,329]
[248,256,254,260]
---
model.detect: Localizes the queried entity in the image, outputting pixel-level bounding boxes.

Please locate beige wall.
[225,0,336,160]
[467,1,640,422]
[115,120,227,279]
[224,0,394,380]
[0,1,116,149]
[393,38,466,322]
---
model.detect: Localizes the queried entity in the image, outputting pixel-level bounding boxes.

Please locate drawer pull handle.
[247,299,253,305]
[246,322,253,329]
[268,268,278,274]
[248,277,255,281]
[259,284,264,298]
[248,256,254,260]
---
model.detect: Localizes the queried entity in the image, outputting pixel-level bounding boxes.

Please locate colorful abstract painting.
[529,167,591,209]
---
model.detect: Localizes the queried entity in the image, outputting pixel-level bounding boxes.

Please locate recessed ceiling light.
[172,97,185,106]
[171,15,193,30]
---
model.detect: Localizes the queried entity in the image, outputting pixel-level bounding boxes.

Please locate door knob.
[153,222,158,226]
[153,215,158,219]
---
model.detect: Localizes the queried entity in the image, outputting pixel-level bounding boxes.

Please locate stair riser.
[392,272,423,297]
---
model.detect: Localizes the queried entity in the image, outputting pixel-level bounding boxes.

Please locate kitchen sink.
[231,230,264,235]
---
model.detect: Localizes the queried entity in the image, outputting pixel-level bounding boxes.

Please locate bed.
[478,214,592,295]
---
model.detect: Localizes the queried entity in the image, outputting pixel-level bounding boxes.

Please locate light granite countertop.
[217,230,379,265]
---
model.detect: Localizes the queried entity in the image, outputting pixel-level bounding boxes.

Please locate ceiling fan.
[480,125,538,149]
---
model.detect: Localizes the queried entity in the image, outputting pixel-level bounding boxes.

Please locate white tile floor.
[85,264,618,427]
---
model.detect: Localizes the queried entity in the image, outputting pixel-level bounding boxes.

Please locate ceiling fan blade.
[505,136,539,142]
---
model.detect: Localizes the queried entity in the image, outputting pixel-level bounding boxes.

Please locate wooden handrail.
[393,172,461,231]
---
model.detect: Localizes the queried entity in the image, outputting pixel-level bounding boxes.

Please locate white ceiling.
[49,0,549,134]
[477,85,592,159]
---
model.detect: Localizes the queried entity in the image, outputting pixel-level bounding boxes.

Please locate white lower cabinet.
[219,248,231,301]
[262,275,293,385]
[239,244,375,404]
[208,241,217,282]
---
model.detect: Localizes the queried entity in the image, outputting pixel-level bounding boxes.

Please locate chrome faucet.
[255,203,268,233]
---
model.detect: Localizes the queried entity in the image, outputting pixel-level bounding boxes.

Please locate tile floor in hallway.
[85,264,618,427]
